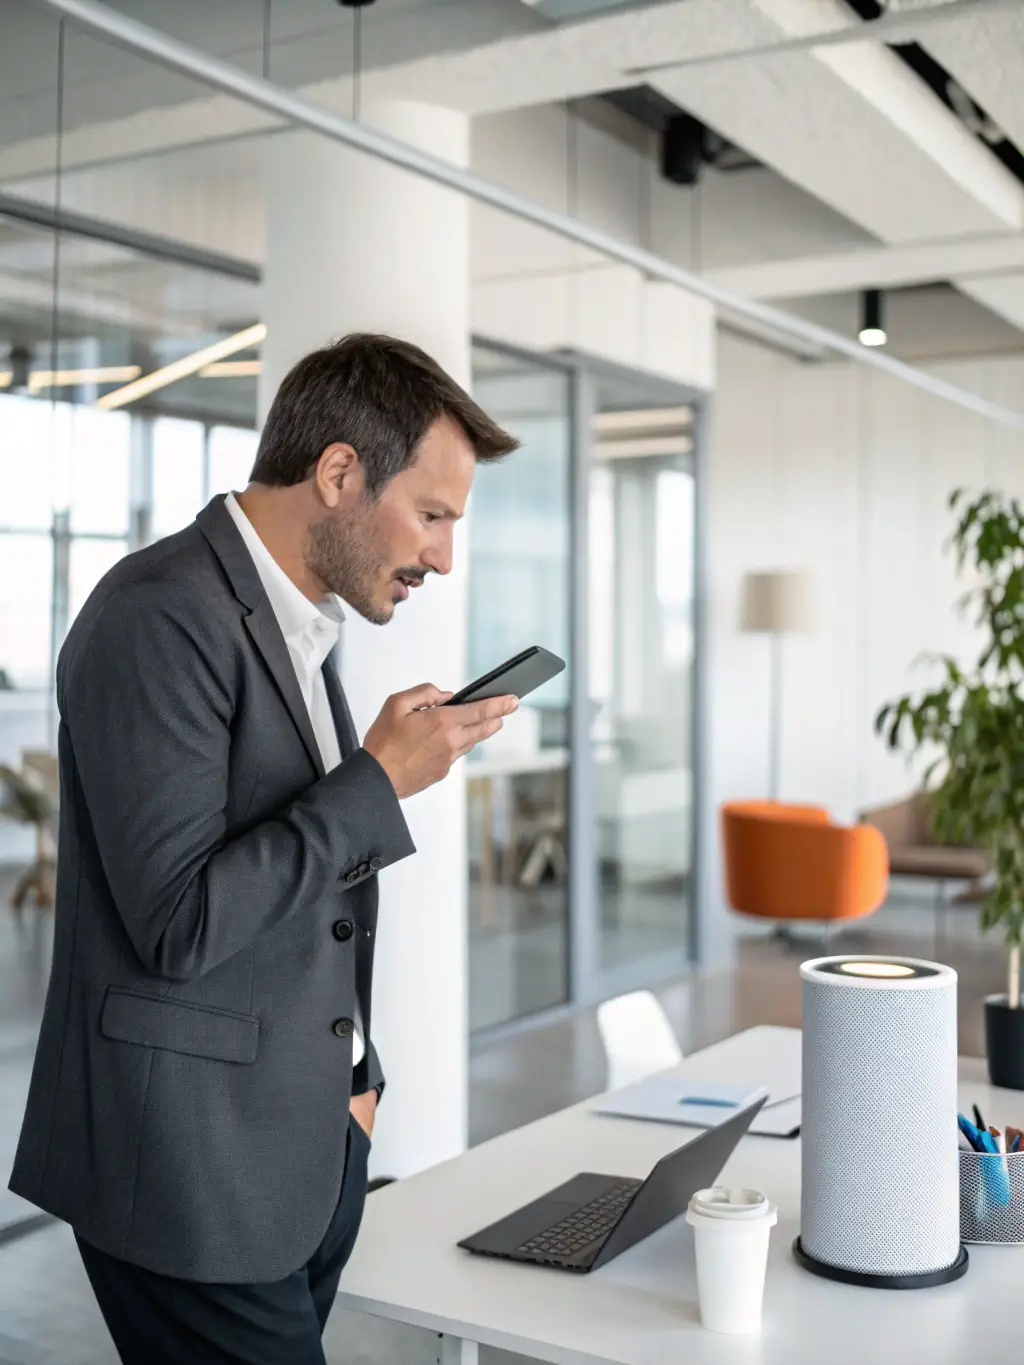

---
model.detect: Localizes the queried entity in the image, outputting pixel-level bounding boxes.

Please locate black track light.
[859,289,887,348]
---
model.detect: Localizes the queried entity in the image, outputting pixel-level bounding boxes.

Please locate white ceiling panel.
[958,274,1024,335]
[916,6,1024,152]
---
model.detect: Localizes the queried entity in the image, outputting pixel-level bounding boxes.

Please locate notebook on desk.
[594,1025,802,1139]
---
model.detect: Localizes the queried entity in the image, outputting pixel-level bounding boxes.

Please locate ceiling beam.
[710,233,1024,300]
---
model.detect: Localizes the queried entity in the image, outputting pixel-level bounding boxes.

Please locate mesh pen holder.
[960,1149,1024,1244]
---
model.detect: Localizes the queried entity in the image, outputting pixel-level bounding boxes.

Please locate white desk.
[338,1027,1024,1365]
[466,748,569,781]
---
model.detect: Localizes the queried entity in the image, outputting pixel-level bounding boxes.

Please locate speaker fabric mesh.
[801,962,960,1276]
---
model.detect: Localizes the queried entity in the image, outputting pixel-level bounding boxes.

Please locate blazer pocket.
[100,986,259,1065]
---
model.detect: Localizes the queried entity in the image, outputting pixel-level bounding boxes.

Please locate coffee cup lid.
[687,1187,777,1226]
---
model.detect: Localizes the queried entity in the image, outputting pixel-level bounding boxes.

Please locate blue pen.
[1012,1133,1022,1154]
[983,1128,1012,1208]
[958,1114,985,1151]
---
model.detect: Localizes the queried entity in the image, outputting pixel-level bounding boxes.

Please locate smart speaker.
[795,955,968,1288]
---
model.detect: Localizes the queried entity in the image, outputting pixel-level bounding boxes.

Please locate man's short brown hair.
[251,334,518,496]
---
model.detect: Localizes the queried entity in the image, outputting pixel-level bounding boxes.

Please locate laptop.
[458,1095,765,1273]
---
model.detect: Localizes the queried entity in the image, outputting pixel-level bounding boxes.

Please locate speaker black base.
[793,1238,969,1290]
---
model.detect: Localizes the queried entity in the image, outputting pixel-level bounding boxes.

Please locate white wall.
[705,335,1024,953]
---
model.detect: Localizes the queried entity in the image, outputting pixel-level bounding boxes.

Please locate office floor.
[0,871,1008,1365]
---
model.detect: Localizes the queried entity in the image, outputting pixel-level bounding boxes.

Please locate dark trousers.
[76,1116,371,1365]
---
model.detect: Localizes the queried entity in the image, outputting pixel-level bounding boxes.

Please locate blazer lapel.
[244,601,325,780]
[197,496,326,781]
[321,655,359,759]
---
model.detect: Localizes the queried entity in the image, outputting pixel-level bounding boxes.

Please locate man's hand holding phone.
[364,684,517,800]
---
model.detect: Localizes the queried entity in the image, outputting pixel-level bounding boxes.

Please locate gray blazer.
[9,496,415,1283]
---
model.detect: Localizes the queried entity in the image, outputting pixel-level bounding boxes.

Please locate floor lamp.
[740,570,813,802]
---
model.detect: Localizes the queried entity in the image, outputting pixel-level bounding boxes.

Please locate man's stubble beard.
[306,507,392,626]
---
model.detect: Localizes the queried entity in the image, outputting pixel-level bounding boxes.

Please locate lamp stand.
[768,631,782,802]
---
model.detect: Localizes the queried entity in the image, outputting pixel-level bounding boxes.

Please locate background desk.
[338,1028,1024,1365]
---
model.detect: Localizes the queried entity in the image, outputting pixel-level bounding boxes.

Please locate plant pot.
[985,995,1024,1090]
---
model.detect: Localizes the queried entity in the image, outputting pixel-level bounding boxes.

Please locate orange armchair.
[722,801,889,924]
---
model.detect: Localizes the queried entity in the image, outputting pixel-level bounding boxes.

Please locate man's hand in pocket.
[349,1089,377,1139]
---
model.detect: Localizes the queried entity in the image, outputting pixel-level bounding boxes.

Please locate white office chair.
[596,989,684,1092]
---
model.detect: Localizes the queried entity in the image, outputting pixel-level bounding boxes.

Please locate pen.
[1013,1134,1022,1154]
[973,1103,987,1133]
[982,1127,1012,1208]
[958,1114,986,1152]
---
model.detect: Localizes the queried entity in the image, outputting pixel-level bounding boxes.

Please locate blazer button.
[344,869,360,885]
[332,919,354,942]
[333,1018,354,1038]
[369,856,383,872]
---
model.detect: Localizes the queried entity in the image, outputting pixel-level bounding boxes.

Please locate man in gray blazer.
[9,334,518,1364]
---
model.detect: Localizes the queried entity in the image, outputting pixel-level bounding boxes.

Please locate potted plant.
[877,488,1024,1089]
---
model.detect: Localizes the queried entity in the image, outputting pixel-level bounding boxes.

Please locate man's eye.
[424,513,442,524]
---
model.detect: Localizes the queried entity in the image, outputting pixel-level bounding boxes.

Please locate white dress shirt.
[225,493,365,1064]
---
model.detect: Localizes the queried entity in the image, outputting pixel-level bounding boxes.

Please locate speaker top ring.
[801,955,957,991]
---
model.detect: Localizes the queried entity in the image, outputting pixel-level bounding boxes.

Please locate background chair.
[860,791,988,943]
[721,800,888,934]
[596,989,684,1091]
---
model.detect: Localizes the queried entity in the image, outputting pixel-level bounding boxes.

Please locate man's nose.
[423,527,453,577]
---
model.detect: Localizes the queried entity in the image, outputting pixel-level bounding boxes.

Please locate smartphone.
[444,646,566,706]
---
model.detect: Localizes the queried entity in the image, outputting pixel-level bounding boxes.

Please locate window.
[0,535,53,689]
[152,417,205,539]
[60,405,131,535]
[208,425,258,496]
[0,395,55,531]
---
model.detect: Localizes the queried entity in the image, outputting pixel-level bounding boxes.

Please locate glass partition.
[466,345,573,1031]
[588,384,696,980]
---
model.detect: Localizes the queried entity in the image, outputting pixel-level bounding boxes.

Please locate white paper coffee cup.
[686,1187,777,1335]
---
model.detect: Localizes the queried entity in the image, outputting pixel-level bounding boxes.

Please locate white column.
[260,104,471,1179]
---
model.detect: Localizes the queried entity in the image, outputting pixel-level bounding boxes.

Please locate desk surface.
[466,747,569,780]
[338,1028,1024,1364]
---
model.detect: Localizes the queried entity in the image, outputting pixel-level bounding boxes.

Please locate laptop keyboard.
[516,1178,643,1261]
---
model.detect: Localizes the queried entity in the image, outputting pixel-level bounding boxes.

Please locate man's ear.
[315,443,361,509]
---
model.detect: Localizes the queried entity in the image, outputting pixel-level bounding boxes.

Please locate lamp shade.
[740,570,813,634]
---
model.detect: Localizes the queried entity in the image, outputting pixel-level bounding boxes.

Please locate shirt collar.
[224,493,345,649]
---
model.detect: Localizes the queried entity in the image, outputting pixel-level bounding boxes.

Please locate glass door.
[585,376,697,991]
[466,345,573,1031]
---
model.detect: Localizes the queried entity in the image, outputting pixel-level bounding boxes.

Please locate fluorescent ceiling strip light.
[97,323,267,410]
[30,364,140,391]
[31,0,1024,434]
[200,359,262,378]
[596,435,694,458]
[593,405,693,433]
[0,364,141,391]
